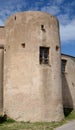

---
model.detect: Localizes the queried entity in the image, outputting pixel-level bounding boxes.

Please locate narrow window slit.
[21,43,25,48]
[41,25,46,32]
[61,59,67,72]
[56,45,59,51]
[14,16,16,20]
[4,49,6,52]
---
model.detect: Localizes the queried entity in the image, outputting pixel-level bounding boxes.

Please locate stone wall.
[62,54,75,109]
[0,26,5,46]
[0,11,75,122]
[0,49,4,114]
[4,11,64,122]
[0,26,4,114]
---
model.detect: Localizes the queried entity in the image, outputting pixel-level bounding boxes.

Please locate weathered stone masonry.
[0,11,75,122]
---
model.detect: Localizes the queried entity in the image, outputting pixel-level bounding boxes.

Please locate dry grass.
[0,110,75,130]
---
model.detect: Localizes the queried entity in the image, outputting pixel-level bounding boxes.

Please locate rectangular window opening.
[39,46,49,65]
[61,59,67,72]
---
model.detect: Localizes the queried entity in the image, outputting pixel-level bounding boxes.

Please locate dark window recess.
[56,45,59,51]
[72,82,74,87]
[4,49,6,52]
[40,47,49,64]
[61,59,67,72]
[14,16,16,20]
[41,25,46,32]
[21,43,25,48]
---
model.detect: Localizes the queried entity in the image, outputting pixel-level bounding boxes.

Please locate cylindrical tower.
[4,11,64,121]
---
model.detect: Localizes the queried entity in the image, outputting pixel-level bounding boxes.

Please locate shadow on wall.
[62,73,74,117]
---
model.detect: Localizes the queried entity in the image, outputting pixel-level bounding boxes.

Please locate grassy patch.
[65,109,75,120]
[0,121,65,130]
[0,110,75,130]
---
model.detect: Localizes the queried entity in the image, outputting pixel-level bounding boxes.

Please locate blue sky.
[0,0,75,56]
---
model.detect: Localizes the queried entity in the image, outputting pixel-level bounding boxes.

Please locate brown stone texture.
[4,11,64,121]
[62,54,75,109]
[0,11,75,122]
[0,49,4,114]
[0,26,5,46]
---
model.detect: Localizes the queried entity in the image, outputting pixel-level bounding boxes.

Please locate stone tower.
[4,11,64,121]
[0,26,5,114]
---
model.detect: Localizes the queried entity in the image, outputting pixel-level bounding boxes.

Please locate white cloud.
[58,14,71,25]
[0,0,27,25]
[0,20,4,26]
[60,19,75,42]
[53,0,64,5]
[40,2,75,44]
[41,5,60,15]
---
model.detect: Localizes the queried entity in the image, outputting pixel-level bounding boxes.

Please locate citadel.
[0,11,75,122]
